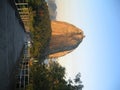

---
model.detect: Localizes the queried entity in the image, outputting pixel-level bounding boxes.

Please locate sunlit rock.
[49,21,84,58]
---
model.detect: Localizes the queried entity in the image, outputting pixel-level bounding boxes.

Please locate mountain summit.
[49,21,84,58]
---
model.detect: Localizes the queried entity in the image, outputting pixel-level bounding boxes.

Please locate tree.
[27,61,84,90]
[73,73,84,90]
[28,0,52,61]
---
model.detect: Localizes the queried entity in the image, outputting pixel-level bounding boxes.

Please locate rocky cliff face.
[49,21,84,58]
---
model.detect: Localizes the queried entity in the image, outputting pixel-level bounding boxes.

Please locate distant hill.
[46,0,57,20]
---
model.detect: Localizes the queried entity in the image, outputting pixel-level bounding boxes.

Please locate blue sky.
[56,0,120,90]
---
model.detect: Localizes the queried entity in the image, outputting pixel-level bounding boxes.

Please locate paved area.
[0,0,26,90]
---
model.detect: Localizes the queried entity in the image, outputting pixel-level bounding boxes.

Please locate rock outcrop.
[49,21,84,58]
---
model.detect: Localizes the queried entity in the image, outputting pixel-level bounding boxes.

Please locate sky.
[55,0,120,90]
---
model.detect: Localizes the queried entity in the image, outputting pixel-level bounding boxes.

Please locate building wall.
[0,0,26,89]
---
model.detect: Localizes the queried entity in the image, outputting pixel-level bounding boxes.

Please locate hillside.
[28,0,52,61]
[28,0,84,60]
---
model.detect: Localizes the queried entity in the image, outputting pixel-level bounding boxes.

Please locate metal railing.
[15,0,30,32]
[15,43,30,89]
[15,0,30,89]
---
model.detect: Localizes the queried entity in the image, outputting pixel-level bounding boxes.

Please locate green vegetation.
[28,0,51,62]
[25,0,83,90]
[27,61,83,90]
